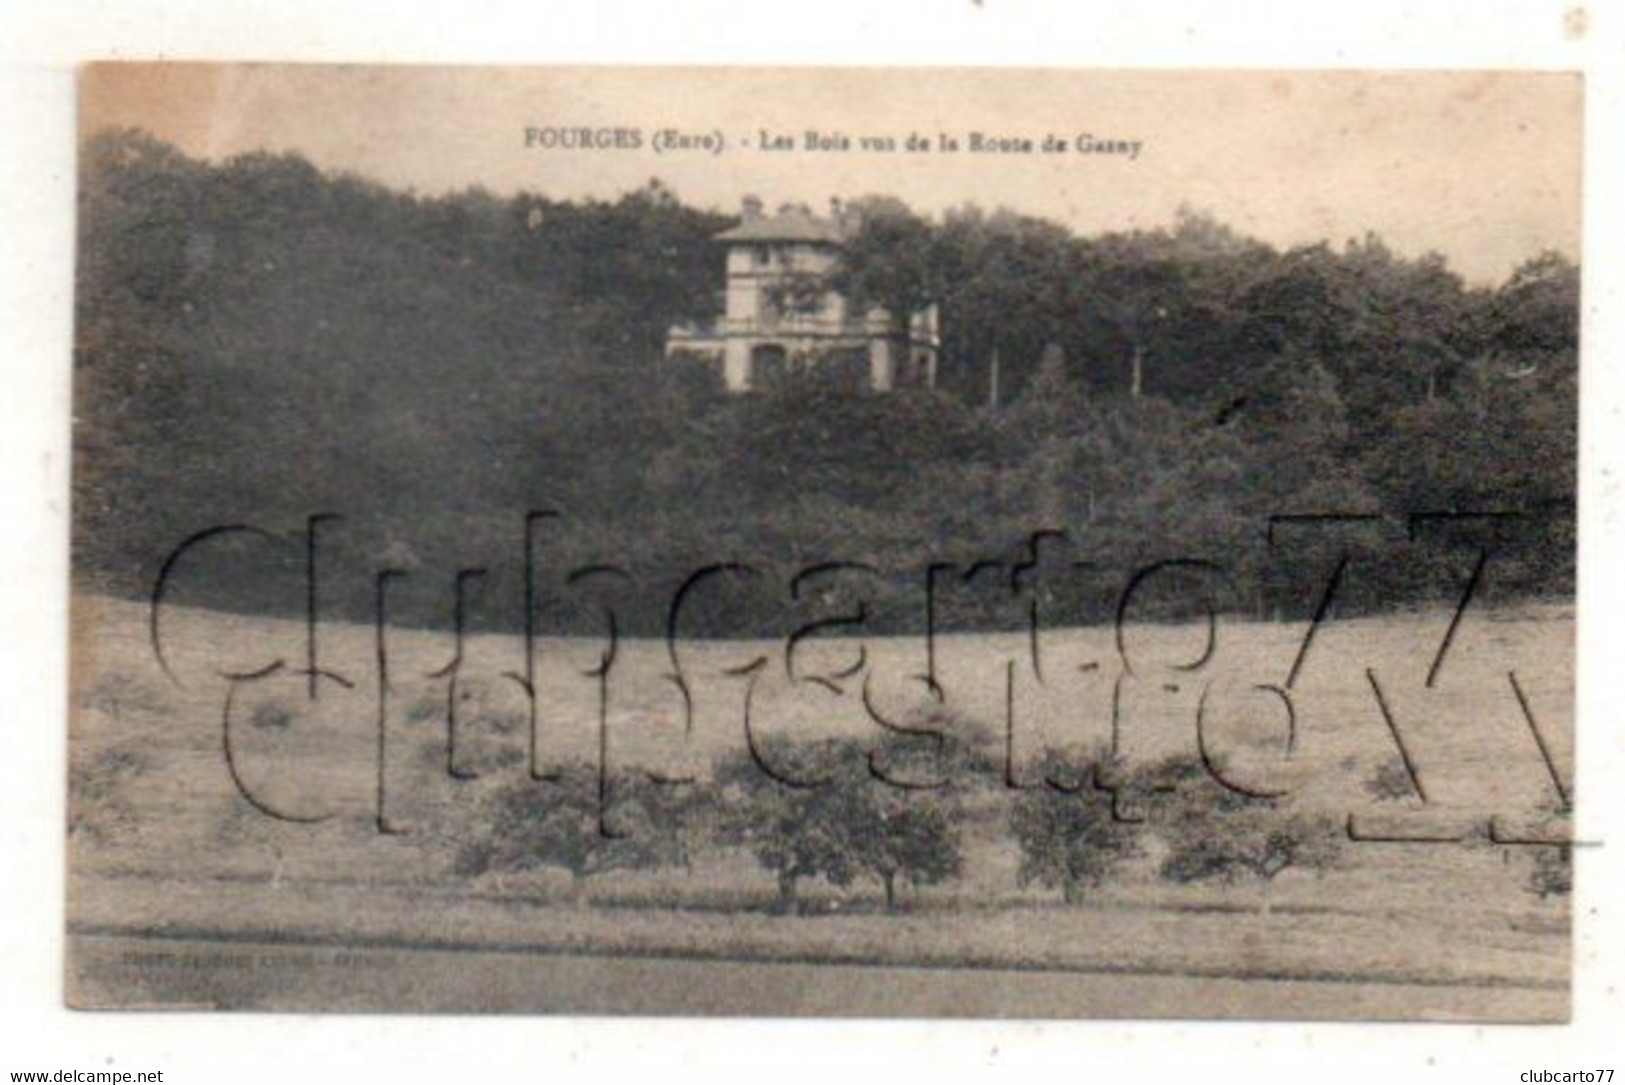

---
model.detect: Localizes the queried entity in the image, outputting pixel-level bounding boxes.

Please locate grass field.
[65,592,1574,1018]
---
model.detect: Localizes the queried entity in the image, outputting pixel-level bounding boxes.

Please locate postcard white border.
[1,0,1621,1079]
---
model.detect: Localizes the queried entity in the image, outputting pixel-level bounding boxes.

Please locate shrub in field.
[1521,800,1573,901]
[1008,748,1141,903]
[1143,754,1343,915]
[856,788,964,910]
[1528,844,1572,900]
[716,737,965,912]
[629,773,717,874]
[453,762,691,897]
[1364,757,1418,803]
[81,673,171,720]
[404,693,444,725]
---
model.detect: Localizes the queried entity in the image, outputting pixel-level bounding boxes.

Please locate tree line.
[74,129,1578,634]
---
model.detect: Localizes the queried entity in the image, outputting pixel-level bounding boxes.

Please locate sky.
[79,64,1582,285]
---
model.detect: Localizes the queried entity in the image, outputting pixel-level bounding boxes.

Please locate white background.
[1,1,1620,1080]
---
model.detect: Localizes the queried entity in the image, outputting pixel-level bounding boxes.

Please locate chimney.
[741,195,764,222]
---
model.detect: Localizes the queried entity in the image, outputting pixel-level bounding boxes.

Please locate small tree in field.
[454,762,686,898]
[717,737,964,912]
[1145,755,1343,915]
[1009,748,1141,903]
[1365,756,1419,804]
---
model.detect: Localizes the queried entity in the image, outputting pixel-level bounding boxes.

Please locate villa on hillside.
[664,197,941,393]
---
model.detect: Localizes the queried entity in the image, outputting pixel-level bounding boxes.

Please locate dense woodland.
[74,129,1579,634]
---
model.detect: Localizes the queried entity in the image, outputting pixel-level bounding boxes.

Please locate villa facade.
[664,197,940,393]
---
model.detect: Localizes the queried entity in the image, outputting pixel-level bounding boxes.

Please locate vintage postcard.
[67,64,1579,1019]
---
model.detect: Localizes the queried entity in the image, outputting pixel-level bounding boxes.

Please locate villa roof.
[715,208,848,245]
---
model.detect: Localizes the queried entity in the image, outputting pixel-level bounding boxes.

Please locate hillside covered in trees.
[73,129,1578,634]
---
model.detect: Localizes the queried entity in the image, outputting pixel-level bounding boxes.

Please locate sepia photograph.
[64,63,1580,1020]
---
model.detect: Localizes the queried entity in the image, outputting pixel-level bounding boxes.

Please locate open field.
[66,592,1574,1018]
